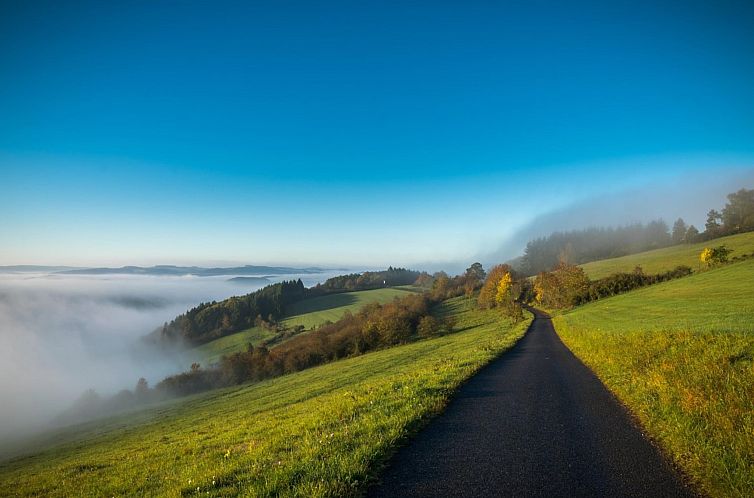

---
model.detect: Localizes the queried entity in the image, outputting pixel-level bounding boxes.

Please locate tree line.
[530,262,694,309]
[519,187,754,276]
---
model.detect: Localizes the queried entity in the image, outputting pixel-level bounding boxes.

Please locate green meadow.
[579,231,754,279]
[191,287,419,365]
[189,327,278,366]
[281,287,418,329]
[554,258,754,497]
[0,297,531,497]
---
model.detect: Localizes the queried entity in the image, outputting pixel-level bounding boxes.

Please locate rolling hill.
[190,287,419,365]
[0,298,531,497]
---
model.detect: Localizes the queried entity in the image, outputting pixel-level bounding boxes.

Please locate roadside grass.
[553,258,754,497]
[191,287,418,364]
[0,297,531,497]
[579,231,754,279]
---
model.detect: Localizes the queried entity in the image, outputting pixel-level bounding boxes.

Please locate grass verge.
[553,259,754,497]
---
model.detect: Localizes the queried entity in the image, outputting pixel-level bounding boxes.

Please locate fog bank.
[0,270,343,440]
[486,169,754,263]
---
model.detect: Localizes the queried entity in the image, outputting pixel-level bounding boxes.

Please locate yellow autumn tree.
[495,271,513,305]
[478,264,513,309]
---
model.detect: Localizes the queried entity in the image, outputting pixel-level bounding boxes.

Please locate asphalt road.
[367,308,697,497]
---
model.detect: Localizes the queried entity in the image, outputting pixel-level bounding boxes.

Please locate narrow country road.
[367,308,697,497]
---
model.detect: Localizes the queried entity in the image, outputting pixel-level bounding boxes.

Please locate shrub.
[700,245,733,267]
[417,315,441,338]
[533,263,589,309]
[574,265,693,305]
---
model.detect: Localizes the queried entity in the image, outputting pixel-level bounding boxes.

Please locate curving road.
[367,308,697,497]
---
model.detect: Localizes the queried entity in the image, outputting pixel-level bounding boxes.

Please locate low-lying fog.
[0,270,343,440]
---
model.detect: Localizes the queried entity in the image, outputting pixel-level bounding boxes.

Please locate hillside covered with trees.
[519,188,754,275]
[156,268,421,345]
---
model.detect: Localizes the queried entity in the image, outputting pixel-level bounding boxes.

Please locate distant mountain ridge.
[0,265,81,273]
[61,265,331,276]
[0,265,336,276]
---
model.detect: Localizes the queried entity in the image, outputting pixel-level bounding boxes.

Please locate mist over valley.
[0,268,345,440]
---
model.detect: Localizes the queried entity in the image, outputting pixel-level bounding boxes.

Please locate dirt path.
[367,308,696,497]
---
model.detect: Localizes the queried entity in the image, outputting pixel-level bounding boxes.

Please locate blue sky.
[2,1,754,267]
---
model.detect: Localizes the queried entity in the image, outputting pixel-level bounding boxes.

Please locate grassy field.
[189,327,277,365]
[191,287,419,365]
[281,287,418,329]
[0,297,531,497]
[553,258,754,497]
[579,231,754,279]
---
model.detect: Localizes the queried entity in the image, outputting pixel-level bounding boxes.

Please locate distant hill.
[59,265,330,277]
[227,276,272,284]
[0,265,81,273]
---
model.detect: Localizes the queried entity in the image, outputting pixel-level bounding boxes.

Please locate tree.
[705,209,723,237]
[413,272,434,288]
[495,272,513,305]
[417,315,441,338]
[645,219,672,248]
[685,225,700,243]
[430,272,450,300]
[135,377,149,401]
[465,262,486,281]
[532,262,590,309]
[671,218,687,244]
[478,264,513,309]
[721,188,754,233]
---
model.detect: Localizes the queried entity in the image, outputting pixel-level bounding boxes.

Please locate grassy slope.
[192,287,418,365]
[0,297,531,497]
[281,287,418,329]
[553,259,754,497]
[579,231,754,279]
[190,327,277,365]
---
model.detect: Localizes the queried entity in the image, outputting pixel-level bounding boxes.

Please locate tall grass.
[554,259,754,497]
[0,297,530,497]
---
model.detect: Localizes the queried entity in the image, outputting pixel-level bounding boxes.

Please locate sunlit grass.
[579,231,754,279]
[553,259,754,497]
[281,287,418,329]
[0,297,530,497]
[189,327,277,365]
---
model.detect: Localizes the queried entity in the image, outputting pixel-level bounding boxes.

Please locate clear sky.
[2,0,754,268]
